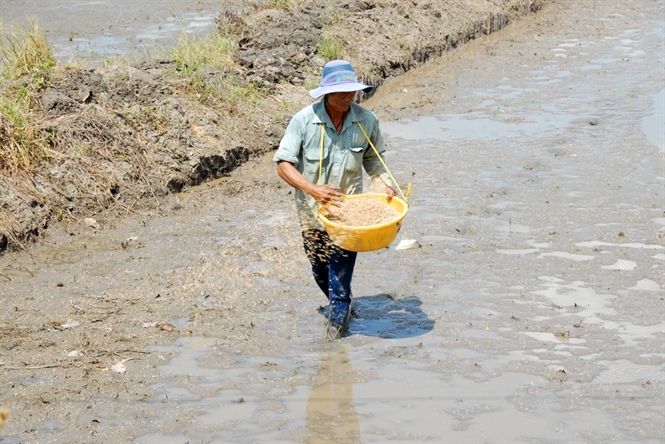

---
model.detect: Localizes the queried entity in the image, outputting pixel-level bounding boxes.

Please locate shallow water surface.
[1,0,228,64]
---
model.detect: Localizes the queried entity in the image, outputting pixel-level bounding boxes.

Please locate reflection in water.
[305,344,361,443]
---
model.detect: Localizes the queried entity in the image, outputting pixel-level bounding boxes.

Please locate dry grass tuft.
[0,19,55,174]
[0,19,54,84]
[0,98,49,174]
[263,0,311,14]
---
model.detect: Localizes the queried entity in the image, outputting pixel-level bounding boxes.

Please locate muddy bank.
[0,0,547,253]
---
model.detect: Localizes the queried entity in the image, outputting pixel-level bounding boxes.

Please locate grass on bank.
[267,0,311,14]
[0,20,54,82]
[0,20,54,174]
[315,36,344,61]
[168,30,261,106]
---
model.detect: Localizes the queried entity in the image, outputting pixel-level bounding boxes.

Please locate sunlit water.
[1,0,252,64]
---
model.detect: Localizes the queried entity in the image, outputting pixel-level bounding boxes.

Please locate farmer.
[274,60,396,339]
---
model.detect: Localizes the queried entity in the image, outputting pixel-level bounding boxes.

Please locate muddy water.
[1,0,664,442]
[1,0,236,65]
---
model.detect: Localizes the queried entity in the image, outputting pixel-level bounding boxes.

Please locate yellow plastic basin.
[318,193,408,252]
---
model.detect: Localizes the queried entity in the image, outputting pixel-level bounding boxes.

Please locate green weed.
[170,31,234,77]
[224,79,261,106]
[167,31,265,110]
[168,31,235,100]
[315,36,344,61]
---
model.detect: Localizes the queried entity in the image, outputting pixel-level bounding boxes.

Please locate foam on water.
[496,248,540,256]
[523,332,586,345]
[539,251,595,261]
[533,278,617,317]
[628,279,662,291]
[602,259,638,270]
[576,241,664,250]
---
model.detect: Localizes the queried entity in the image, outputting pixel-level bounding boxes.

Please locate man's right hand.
[309,184,344,206]
[277,161,344,206]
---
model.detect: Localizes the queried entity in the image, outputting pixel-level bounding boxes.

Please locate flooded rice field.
[1,0,664,442]
[1,0,232,65]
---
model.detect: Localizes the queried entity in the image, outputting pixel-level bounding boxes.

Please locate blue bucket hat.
[309,60,372,99]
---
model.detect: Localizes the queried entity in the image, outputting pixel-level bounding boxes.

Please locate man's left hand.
[384,187,397,199]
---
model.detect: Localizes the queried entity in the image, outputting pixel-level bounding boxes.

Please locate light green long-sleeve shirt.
[274,100,392,230]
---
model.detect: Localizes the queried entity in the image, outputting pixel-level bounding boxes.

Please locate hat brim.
[309,82,373,99]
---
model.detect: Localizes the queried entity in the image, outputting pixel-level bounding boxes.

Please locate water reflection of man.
[305,345,361,442]
[274,60,396,339]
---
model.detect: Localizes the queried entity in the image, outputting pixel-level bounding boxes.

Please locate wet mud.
[1,0,664,442]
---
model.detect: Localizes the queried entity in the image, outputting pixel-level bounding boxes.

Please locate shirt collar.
[312,100,360,128]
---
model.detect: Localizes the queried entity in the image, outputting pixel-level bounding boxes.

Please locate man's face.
[326,91,357,113]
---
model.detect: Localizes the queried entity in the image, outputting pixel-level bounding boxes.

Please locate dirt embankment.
[0,0,546,253]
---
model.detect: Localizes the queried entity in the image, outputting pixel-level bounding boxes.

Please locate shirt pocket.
[344,146,365,173]
[304,145,328,182]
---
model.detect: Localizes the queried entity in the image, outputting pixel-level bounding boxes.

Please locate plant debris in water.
[326,197,399,227]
